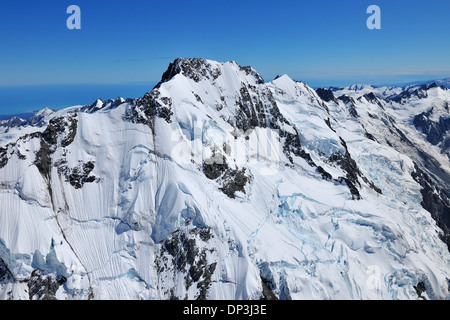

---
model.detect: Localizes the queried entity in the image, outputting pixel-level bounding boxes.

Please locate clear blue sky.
[0,0,449,113]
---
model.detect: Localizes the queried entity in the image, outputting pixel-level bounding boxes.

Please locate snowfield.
[0,58,449,300]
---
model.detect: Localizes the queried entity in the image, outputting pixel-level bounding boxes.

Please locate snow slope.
[0,58,449,300]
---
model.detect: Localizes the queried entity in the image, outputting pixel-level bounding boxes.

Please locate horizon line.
[0,75,449,89]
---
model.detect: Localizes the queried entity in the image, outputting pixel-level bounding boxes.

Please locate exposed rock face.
[27,269,67,300]
[0,258,14,284]
[156,224,217,300]
[123,89,173,127]
[35,115,78,179]
[160,58,222,84]
[412,163,450,250]
[56,160,98,189]
[203,155,250,199]
[0,146,8,169]
[413,108,450,146]
[316,88,338,104]
[327,138,382,200]
[338,95,359,118]
[260,277,278,300]
[0,132,42,169]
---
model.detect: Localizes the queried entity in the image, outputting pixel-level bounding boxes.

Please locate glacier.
[0,58,449,300]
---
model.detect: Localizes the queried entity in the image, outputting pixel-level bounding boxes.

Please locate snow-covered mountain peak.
[357,92,384,106]
[272,73,294,83]
[32,107,55,118]
[1,58,450,300]
[159,58,223,85]
[270,74,309,97]
[158,58,264,87]
[269,74,326,106]
[126,58,294,140]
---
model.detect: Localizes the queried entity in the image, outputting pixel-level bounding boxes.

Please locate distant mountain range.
[0,111,39,121]
[329,77,450,100]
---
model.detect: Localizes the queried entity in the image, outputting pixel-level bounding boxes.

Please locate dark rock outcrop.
[123,89,173,127]
[413,109,450,146]
[160,58,221,84]
[203,155,250,199]
[27,269,67,300]
[412,163,450,250]
[156,225,217,300]
[56,160,98,189]
[316,88,338,104]
[34,115,78,179]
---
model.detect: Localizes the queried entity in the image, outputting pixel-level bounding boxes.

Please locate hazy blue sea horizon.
[0,82,157,117]
[1,75,448,120]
